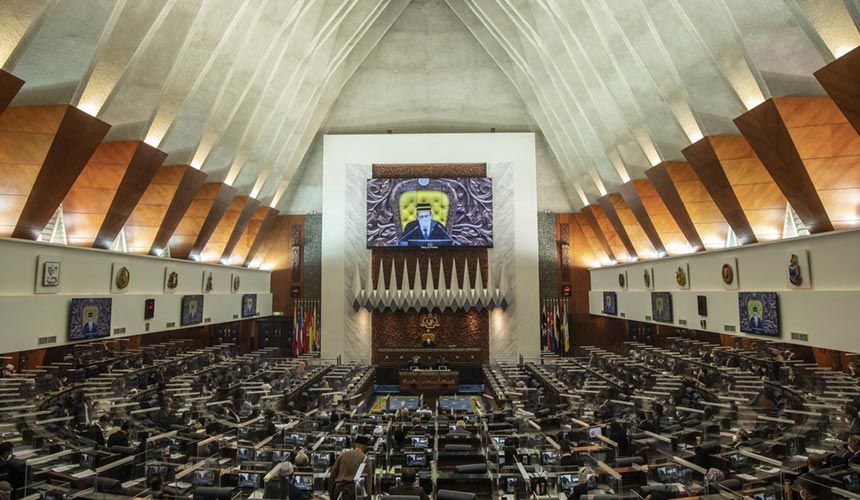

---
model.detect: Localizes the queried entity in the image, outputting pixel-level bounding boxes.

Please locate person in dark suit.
[73,395,93,426]
[388,468,429,500]
[82,312,98,335]
[264,462,302,500]
[263,410,277,437]
[398,204,453,247]
[107,421,132,448]
[558,440,583,467]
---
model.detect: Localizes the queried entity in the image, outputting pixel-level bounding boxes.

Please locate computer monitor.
[541,450,559,465]
[237,447,253,462]
[656,466,678,483]
[40,491,65,500]
[411,436,429,449]
[292,475,313,492]
[192,469,216,487]
[728,453,749,469]
[506,477,517,494]
[558,473,577,491]
[753,493,777,500]
[406,453,427,467]
[588,426,603,439]
[330,435,348,448]
[312,452,331,469]
[237,428,250,440]
[289,434,306,445]
[147,464,170,480]
[449,424,457,432]
[350,424,359,435]
[238,472,260,489]
[272,450,290,462]
[492,436,506,447]
[254,449,271,462]
[79,452,95,470]
[844,473,860,492]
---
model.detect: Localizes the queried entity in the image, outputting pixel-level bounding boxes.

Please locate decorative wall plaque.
[115,266,130,290]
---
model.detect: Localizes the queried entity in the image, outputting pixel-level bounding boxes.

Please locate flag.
[553,300,560,354]
[314,303,321,352]
[295,302,303,354]
[547,302,555,352]
[540,303,548,351]
[292,302,299,356]
[308,302,316,353]
[303,304,312,354]
[562,301,570,354]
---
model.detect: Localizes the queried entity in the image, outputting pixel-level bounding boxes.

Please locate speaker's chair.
[399,191,449,230]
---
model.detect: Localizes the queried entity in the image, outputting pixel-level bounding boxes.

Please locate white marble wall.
[321,133,540,362]
[343,163,373,363]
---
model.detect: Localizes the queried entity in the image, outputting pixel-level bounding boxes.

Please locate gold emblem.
[205,273,214,292]
[115,266,130,289]
[721,263,734,285]
[419,312,441,347]
[232,276,241,291]
[167,271,179,290]
[675,266,687,287]
[643,269,651,288]
[618,273,626,288]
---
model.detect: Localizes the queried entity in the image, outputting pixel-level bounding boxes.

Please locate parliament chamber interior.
[0,1,859,499]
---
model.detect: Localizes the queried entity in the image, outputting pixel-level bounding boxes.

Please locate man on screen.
[749,305,764,332]
[398,203,454,247]
[82,311,98,335]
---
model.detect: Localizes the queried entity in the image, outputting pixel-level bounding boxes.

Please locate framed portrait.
[181,295,204,326]
[241,294,257,318]
[738,292,779,336]
[602,291,617,315]
[651,292,673,323]
[69,298,112,341]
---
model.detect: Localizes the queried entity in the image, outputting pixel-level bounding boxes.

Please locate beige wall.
[0,237,271,353]
[589,228,860,353]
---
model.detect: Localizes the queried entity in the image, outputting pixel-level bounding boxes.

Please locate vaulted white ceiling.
[2,0,858,212]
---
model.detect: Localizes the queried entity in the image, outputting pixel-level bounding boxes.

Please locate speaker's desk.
[399,369,459,403]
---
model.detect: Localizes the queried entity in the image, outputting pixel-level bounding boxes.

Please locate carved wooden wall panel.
[371,309,489,363]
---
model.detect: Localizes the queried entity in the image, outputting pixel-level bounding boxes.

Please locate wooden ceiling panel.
[598,194,639,259]
[0,164,40,194]
[815,46,860,135]
[735,98,833,234]
[0,132,53,164]
[645,162,706,251]
[126,165,197,253]
[683,136,758,245]
[585,203,628,261]
[0,70,25,115]
[238,206,277,266]
[258,215,291,269]
[572,212,612,264]
[745,209,785,241]
[805,157,860,190]
[579,207,617,262]
[244,207,278,267]
[186,183,237,260]
[817,189,860,228]
[0,105,66,134]
[618,180,667,256]
[219,197,261,263]
[12,106,110,240]
[148,166,207,255]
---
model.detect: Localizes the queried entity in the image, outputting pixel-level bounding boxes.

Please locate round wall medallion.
[115,266,130,289]
[721,263,734,285]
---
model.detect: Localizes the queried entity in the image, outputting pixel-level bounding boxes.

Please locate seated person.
[449,420,471,437]
[264,462,302,500]
[559,440,583,467]
[108,421,133,448]
[388,467,429,500]
[731,429,750,449]
[148,474,180,499]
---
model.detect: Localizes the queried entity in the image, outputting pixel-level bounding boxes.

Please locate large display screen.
[738,292,779,336]
[69,298,112,341]
[366,177,493,248]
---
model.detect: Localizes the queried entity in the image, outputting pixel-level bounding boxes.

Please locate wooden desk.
[399,370,459,403]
